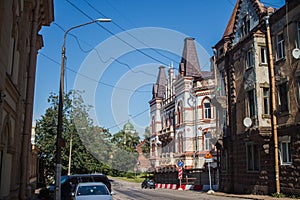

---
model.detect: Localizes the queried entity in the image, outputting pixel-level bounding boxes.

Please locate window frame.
[260,46,267,65]
[262,87,270,115]
[246,143,260,172]
[246,49,254,69]
[297,76,300,107]
[279,136,292,165]
[204,132,212,151]
[297,21,300,48]
[204,102,212,119]
[277,82,289,113]
[276,32,285,60]
[248,89,256,117]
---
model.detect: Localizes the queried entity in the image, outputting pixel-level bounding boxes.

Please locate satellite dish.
[292,48,300,59]
[243,117,252,128]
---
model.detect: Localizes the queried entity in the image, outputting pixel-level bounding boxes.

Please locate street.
[110,178,249,200]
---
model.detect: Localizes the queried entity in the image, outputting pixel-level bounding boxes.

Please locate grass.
[109,173,151,183]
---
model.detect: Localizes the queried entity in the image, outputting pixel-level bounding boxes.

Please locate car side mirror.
[111,191,116,195]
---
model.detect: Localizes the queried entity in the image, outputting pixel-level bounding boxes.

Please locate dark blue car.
[141,179,155,189]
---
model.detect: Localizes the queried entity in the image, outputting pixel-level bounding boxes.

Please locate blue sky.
[34,0,285,137]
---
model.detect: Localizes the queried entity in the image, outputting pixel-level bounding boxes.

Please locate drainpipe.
[265,14,280,194]
[20,1,40,199]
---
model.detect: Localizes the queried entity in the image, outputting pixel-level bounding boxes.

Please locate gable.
[232,0,262,45]
[233,0,260,44]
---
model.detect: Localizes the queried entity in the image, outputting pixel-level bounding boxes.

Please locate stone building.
[149,38,218,185]
[0,0,53,199]
[269,0,300,195]
[214,0,300,195]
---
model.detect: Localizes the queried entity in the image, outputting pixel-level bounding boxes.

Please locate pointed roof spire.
[179,37,201,77]
[152,66,166,99]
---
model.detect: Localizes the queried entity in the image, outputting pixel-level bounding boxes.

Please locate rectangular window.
[204,132,212,151]
[247,143,260,171]
[278,82,289,112]
[263,88,270,115]
[277,32,285,60]
[297,22,300,48]
[204,102,211,119]
[247,50,254,68]
[297,77,300,106]
[260,47,267,64]
[248,90,255,117]
[279,141,292,165]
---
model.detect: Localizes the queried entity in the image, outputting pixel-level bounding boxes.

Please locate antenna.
[292,48,300,59]
[243,117,252,128]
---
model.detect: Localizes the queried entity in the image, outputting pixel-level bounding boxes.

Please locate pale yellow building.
[0,1,53,199]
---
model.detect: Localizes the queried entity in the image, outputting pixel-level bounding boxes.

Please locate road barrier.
[155,183,218,191]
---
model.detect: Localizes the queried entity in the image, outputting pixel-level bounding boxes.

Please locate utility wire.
[39,52,151,93]
[106,108,150,130]
[83,0,180,66]
[53,22,157,78]
[66,0,171,67]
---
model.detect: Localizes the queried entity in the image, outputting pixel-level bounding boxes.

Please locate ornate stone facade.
[0,0,53,199]
[149,38,218,185]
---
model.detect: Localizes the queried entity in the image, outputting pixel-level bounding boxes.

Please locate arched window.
[151,143,155,157]
[177,101,183,125]
[151,117,155,134]
[178,132,183,153]
[203,98,212,119]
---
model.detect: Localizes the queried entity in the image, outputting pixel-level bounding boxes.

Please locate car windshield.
[77,185,109,196]
[61,176,68,184]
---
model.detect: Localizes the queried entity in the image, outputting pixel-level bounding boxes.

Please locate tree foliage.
[35,91,107,184]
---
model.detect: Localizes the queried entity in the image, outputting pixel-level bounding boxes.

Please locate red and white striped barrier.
[155,183,217,191]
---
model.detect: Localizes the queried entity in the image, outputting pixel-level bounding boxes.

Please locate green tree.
[35,90,107,184]
[141,126,150,157]
[110,128,140,174]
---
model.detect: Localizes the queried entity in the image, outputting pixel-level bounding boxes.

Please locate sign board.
[204,152,212,159]
[177,161,183,167]
[178,167,183,179]
[205,158,213,163]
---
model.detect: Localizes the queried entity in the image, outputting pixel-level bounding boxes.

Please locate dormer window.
[241,15,250,37]
[246,49,254,68]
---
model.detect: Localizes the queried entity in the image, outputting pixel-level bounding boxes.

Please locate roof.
[179,38,202,77]
[152,66,166,99]
[222,0,269,39]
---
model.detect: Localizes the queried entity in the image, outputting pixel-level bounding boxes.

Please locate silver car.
[73,182,113,200]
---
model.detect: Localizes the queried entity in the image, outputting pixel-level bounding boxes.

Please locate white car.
[73,182,113,200]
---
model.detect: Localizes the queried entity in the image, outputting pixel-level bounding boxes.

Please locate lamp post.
[55,18,111,200]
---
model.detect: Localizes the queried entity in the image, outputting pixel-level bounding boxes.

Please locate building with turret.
[149,38,218,185]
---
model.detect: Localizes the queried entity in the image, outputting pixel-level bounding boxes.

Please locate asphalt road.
[110,178,250,200]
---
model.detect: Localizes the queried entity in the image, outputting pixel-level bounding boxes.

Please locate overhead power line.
[83,0,180,66]
[53,22,157,78]
[39,52,151,93]
[66,0,174,68]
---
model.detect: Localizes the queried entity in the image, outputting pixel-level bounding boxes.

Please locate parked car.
[48,173,112,200]
[73,182,113,200]
[141,179,155,189]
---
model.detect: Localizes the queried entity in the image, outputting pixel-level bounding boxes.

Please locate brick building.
[214,0,300,195]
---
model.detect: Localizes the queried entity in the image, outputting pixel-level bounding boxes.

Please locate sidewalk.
[212,191,299,200]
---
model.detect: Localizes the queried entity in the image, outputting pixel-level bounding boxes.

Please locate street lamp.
[55,18,111,200]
